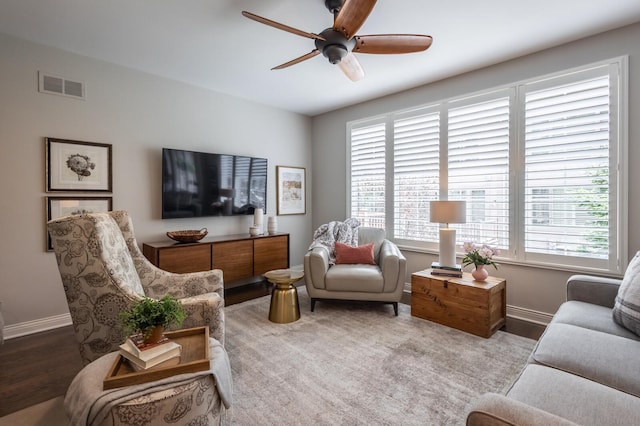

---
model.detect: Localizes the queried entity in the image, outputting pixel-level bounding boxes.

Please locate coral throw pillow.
[334,242,376,265]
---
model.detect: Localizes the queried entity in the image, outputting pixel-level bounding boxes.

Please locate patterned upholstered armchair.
[47,211,225,366]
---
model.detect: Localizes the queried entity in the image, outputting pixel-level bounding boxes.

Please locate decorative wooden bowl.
[166,228,208,243]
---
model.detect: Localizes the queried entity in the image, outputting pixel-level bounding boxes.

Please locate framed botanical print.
[46,196,112,250]
[46,138,112,192]
[276,166,306,215]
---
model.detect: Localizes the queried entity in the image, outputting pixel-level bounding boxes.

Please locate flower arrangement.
[461,242,500,269]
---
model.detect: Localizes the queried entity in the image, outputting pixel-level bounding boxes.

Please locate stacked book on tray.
[119,334,182,371]
[430,262,463,278]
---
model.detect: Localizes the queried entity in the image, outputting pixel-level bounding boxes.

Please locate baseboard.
[506,305,553,326]
[5,279,552,339]
[3,313,72,340]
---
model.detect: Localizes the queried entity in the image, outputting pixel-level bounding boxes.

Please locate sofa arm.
[566,274,622,308]
[379,240,406,292]
[466,393,579,426]
[304,247,329,290]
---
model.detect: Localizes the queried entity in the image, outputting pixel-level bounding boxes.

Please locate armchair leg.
[311,298,316,312]
[393,302,398,316]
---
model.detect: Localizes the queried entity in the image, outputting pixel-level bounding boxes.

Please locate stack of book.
[119,335,182,371]
[430,262,463,278]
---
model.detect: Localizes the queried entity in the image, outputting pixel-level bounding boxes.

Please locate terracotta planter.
[144,325,165,344]
[471,264,489,281]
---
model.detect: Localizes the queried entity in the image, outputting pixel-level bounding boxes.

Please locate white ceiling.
[1,0,640,116]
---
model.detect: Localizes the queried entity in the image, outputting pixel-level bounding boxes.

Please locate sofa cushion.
[506,364,640,426]
[551,301,640,341]
[334,242,376,265]
[325,264,384,292]
[613,251,640,335]
[531,323,640,397]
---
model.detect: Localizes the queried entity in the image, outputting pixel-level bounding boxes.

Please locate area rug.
[1,288,535,425]
[225,287,535,425]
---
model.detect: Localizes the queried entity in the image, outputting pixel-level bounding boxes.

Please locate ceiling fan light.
[338,52,364,82]
[324,44,348,64]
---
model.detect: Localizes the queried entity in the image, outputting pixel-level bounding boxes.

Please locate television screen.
[162,148,267,219]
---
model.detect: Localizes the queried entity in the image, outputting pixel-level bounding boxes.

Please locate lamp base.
[438,228,457,268]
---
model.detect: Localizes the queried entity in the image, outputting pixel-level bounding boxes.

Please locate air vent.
[38,71,85,100]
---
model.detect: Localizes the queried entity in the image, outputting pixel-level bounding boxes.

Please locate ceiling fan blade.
[338,52,365,82]
[242,11,325,41]
[272,49,321,70]
[354,34,433,54]
[333,0,377,40]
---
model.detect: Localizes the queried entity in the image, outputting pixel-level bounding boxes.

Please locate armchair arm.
[169,292,225,345]
[379,240,407,293]
[141,267,224,302]
[566,274,621,308]
[304,247,329,290]
[466,393,579,426]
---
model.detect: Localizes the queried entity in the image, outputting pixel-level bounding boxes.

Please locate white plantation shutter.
[350,121,386,227]
[393,110,440,242]
[448,95,510,249]
[346,58,625,273]
[523,70,612,263]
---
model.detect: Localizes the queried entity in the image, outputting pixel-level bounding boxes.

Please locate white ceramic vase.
[268,216,278,235]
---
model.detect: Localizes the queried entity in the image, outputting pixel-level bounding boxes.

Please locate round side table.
[264,269,304,323]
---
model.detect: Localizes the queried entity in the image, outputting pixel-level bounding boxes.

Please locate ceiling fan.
[242,0,433,82]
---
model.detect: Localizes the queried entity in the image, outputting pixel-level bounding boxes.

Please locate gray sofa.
[304,227,406,315]
[467,274,640,425]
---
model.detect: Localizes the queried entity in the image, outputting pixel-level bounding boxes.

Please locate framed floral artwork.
[276,166,306,215]
[46,196,113,250]
[46,138,112,192]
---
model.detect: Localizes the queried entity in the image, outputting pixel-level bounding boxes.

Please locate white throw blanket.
[308,218,360,264]
[65,338,232,426]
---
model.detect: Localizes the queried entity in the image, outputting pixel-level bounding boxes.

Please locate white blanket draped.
[308,218,360,264]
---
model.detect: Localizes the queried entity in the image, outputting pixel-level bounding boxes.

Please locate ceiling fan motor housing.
[324,0,344,15]
[315,28,356,64]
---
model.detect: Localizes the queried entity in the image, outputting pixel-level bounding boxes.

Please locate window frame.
[347,57,628,275]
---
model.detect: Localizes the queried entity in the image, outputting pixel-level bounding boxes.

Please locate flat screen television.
[162,148,267,219]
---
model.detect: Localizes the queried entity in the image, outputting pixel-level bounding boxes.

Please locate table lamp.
[430,201,466,267]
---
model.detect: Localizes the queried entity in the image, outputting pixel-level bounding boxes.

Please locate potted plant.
[120,295,187,344]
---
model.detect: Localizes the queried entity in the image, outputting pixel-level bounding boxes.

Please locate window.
[349,121,386,228]
[448,94,511,250]
[348,58,626,274]
[393,109,440,242]
[522,71,614,270]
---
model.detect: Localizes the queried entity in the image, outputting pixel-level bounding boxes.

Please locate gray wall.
[0,33,312,335]
[311,22,640,322]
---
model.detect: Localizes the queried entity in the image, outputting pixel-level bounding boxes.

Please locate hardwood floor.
[0,326,83,417]
[0,292,545,417]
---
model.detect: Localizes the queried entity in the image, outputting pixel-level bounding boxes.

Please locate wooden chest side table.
[411,269,506,338]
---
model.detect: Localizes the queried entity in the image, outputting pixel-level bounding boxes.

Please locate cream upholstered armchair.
[47,210,225,365]
[304,227,406,315]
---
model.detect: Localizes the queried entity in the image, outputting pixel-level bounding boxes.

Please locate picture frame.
[276,166,306,215]
[46,196,113,251]
[46,138,112,192]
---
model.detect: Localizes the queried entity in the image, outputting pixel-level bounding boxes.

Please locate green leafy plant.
[120,295,186,339]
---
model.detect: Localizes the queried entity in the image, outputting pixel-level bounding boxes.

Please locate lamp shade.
[429,201,467,224]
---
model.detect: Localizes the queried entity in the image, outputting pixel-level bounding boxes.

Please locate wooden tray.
[104,326,210,390]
